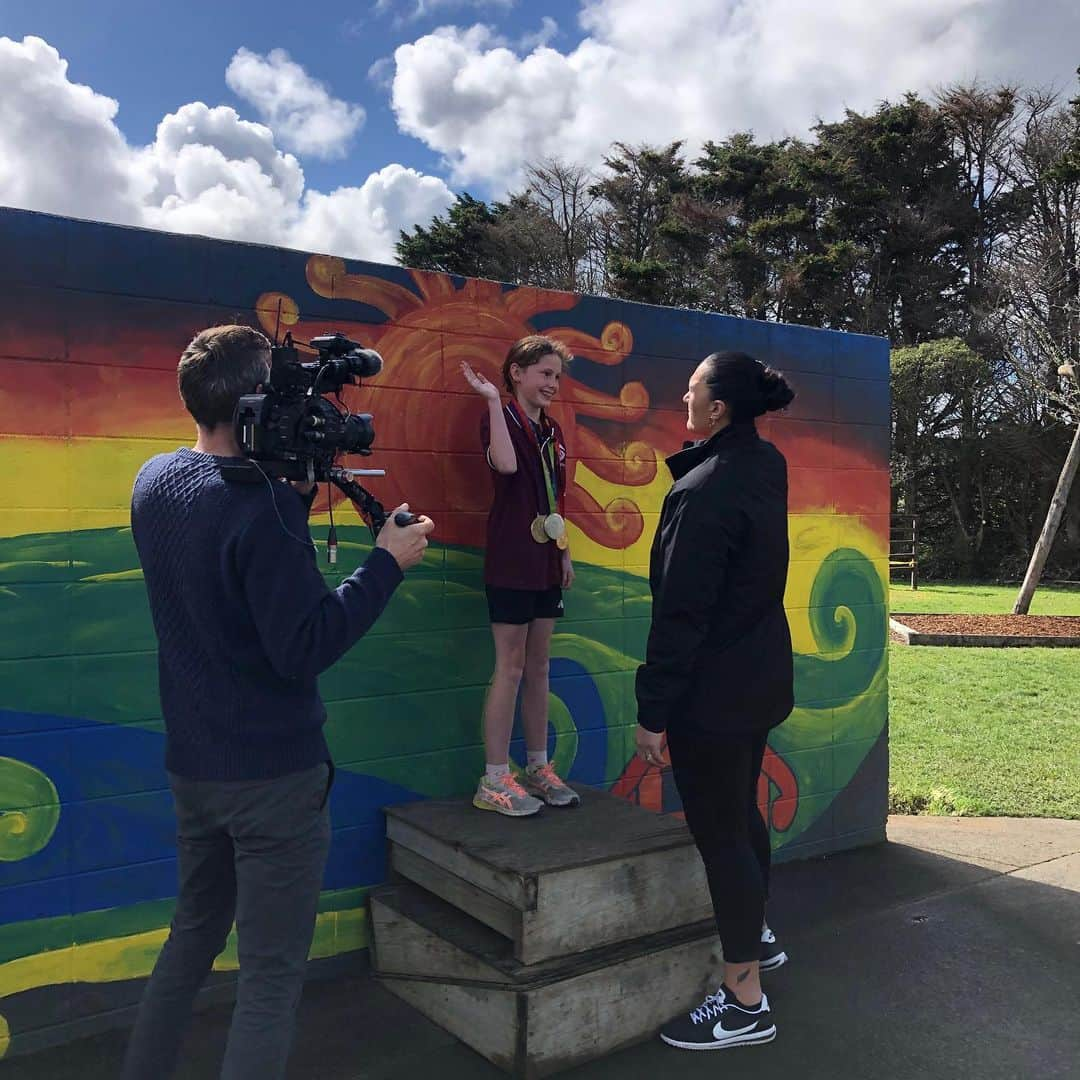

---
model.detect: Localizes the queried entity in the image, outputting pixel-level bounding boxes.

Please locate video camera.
[234,331,414,537]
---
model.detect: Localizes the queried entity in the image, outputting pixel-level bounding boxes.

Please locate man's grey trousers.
[122,762,333,1080]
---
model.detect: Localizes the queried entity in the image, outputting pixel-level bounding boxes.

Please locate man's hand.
[635,724,667,768]
[376,504,435,571]
[560,549,575,590]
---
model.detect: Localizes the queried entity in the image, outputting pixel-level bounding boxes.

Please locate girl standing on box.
[461,336,579,817]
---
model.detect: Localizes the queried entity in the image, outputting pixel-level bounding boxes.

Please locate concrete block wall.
[0,207,890,1057]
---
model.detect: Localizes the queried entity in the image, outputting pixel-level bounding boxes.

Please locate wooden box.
[384,787,712,965]
[371,883,720,1078]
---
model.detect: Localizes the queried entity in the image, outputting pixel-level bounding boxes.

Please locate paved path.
[6,816,1078,1080]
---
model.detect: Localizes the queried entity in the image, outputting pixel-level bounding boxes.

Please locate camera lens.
[340,413,375,454]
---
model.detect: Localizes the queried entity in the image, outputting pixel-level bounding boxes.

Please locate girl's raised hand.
[461,361,500,401]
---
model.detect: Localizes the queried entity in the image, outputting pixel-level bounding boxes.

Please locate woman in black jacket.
[635,350,796,1052]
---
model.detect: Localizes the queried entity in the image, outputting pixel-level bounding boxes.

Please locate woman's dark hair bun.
[759,366,795,413]
[701,350,796,419]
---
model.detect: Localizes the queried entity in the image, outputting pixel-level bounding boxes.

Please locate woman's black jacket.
[635,421,795,737]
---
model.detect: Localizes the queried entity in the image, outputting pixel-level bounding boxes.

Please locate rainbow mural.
[0,207,890,1057]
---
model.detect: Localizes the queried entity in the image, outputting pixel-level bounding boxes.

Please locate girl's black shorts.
[485,586,564,625]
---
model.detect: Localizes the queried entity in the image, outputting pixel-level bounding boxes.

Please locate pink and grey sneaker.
[523,763,581,807]
[473,773,544,817]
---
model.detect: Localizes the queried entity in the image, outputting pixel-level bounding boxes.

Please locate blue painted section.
[0,709,421,922]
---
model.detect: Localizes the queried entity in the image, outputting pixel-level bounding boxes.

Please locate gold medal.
[530,515,550,543]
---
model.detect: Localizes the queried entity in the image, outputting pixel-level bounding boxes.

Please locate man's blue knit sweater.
[131,448,403,781]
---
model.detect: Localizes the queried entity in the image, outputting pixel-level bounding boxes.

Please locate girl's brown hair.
[502,335,572,393]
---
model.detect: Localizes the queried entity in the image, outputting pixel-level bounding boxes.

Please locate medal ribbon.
[507,401,563,517]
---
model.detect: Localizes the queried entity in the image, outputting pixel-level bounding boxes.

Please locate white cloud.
[0,35,454,264]
[390,0,1080,188]
[138,103,302,245]
[295,164,457,260]
[518,16,559,52]
[226,46,365,160]
[0,36,149,223]
[392,24,581,186]
[368,56,396,91]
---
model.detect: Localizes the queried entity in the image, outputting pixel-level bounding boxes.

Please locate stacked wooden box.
[370,787,719,1077]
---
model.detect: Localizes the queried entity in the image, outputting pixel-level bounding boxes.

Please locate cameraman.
[122,325,433,1080]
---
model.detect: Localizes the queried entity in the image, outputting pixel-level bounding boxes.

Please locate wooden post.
[1013,368,1080,615]
[911,517,919,591]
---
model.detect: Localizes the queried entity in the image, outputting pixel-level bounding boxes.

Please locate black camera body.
[232,331,415,537]
[234,332,383,484]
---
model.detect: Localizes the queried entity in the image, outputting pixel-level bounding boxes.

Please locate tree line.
[397,78,1080,582]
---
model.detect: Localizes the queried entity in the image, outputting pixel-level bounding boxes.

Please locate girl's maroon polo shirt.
[480,405,565,590]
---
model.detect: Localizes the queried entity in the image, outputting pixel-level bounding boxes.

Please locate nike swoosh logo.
[713,1020,759,1038]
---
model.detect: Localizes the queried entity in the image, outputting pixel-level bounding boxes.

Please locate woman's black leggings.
[667,727,771,964]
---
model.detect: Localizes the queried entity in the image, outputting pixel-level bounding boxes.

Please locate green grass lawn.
[890,581,1080,615]
[887,582,1080,819]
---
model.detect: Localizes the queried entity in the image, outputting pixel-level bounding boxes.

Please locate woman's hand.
[635,725,667,768]
[461,361,500,401]
[561,549,575,589]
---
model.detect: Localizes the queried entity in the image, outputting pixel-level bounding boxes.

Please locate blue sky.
[2,0,1079,263]
[0,0,584,196]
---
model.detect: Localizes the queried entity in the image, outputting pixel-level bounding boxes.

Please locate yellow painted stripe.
[0,907,366,1057]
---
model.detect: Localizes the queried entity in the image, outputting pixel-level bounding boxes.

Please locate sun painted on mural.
[0,211,889,1057]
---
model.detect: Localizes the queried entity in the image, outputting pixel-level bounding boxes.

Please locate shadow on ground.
[5,825,1078,1080]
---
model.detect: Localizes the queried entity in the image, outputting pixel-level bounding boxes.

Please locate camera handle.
[328,466,417,537]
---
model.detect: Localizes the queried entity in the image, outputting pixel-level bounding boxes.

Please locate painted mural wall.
[0,207,890,1056]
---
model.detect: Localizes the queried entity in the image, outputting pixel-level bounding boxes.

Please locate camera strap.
[217,459,266,484]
